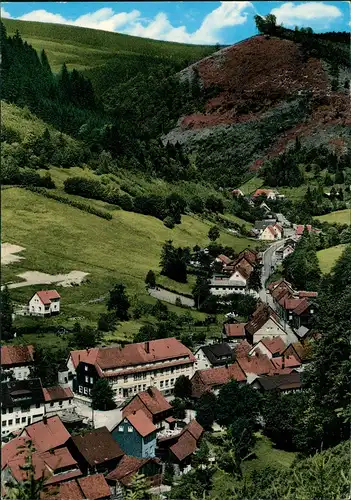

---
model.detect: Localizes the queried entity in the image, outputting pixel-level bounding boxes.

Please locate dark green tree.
[0,285,13,340]
[195,391,218,430]
[69,325,102,350]
[145,270,156,288]
[216,380,261,428]
[247,264,262,292]
[134,324,157,343]
[91,378,116,410]
[174,375,192,399]
[30,345,68,386]
[208,225,220,242]
[160,240,189,283]
[171,397,187,420]
[107,283,130,320]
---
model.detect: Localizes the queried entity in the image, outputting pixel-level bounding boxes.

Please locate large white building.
[210,271,247,296]
[67,338,196,402]
[28,290,61,316]
[1,345,35,381]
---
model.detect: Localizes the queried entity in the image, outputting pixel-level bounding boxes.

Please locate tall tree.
[247,265,262,292]
[0,285,13,340]
[208,226,220,242]
[174,375,192,399]
[91,378,116,410]
[145,270,156,288]
[107,283,130,320]
[195,391,218,430]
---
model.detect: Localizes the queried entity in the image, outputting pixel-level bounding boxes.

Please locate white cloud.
[7,2,253,44]
[1,6,12,18]
[271,2,342,28]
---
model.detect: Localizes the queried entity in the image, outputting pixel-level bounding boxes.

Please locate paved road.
[148,288,195,308]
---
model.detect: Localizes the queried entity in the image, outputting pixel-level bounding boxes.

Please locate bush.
[64,176,106,200]
[164,216,175,228]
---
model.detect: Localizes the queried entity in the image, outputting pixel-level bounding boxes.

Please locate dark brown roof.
[71,427,124,467]
[42,386,73,402]
[253,372,302,391]
[245,303,279,336]
[196,363,247,388]
[78,474,111,499]
[106,455,161,486]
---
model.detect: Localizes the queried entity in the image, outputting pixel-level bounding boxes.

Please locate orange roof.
[253,189,274,197]
[1,345,34,366]
[1,436,29,470]
[78,474,111,500]
[70,338,195,373]
[271,355,301,370]
[298,291,318,298]
[35,290,61,305]
[237,352,274,376]
[217,254,232,265]
[21,416,70,452]
[122,386,172,420]
[293,298,310,316]
[224,323,246,338]
[197,362,247,387]
[266,225,277,237]
[184,420,204,441]
[125,410,157,437]
[49,481,83,500]
[169,421,204,463]
[260,337,286,355]
[235,340,252,358]
[43,386,73,402]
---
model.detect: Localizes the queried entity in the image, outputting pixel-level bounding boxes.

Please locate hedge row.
[23,186,113,220]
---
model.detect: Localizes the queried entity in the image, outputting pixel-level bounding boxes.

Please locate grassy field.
[2,187,252,329]
[238,177,264,195]
[314,209,351,225]
[243,434,296,473]
[3,18,214,73]
[317,244,347,274]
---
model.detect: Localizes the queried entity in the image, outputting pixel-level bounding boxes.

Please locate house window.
[16,418,20,424]
[143,385,146,391]
[69,399,72,405]
[8,408,13,414]
[22,417,26,423]
[165,380,169,387]
[85,366,88,372]
[36,403,40,408]
[124,376,128,382]
[138,385,141,391]
[160,381,164,388]
[3,421,6,426]
[84,387,88,395]
[59,401,63,406]
[119,388,122,394]
[8,420,13,426]
[85,376,89,383]
[90,377,94,384]
[171,379,174,384]
[1,408,6,415]
[79,386,83,394]
[128,426,133,433]
[118,426,124,432]
[50,402,54,407]
[143,373,146,379]
[39,306,41,311]
[89,389,92,395]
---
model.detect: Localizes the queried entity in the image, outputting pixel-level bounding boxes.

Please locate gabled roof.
[1,436,30,470]
[259,337,286,355]
[236,352,274,376]
[35,290,61,305]
[78,474,111,499]
[70,338,195,373]
[293,298,311,316]
[237,249,258,265]
[235,340,252,358]
[195,362,247,388]
[282,342,311,362]
[266,225,277,237]
[1,345,35,366]
[245,303,280,336]
[71,427,124,467]
[124,410,157,437]
[199,343,234,366]
[216,254,232,265]
[21,416,70,453]
[253,189,274,198]
[122,387,172,420]
[169,420,204,462]
[253,372,301,391]
[106,455,161,485]
[271,355,301,370]
[298,291,318,298]
[43,386,73,402]
[224,323,246,338]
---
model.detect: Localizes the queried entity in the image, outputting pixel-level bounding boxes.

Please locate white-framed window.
[8,419,13,426]
[21,417,26,423]
[90,377,94,384]
[128,426,133,433]
[79,386,83,394]
[165,380,169,387]
[160,381,164,388]
[118,426,124,432]
[3,421,6,426]
[119,388,122,394]
[143,385,146,391]
[85,376,89,383]
[84,387,88,395]
[85,366,88,371]
[59,401,63,406]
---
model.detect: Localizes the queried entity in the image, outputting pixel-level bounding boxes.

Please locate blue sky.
[1,2,350,45]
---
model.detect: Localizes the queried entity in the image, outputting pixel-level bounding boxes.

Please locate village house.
[43,386,74,417]
[106,455,162,489]
[231,189,244,197]
[67,337,196,401]
[294,224,321,239]
[157,420,204,476]
[43,474,113,500]
[28,290,61,316]
[254,219,277,232]
[209,272,247,296]
[222,323,247,344]
[245,303,289,345]
[259,224,283,241]
[121,386,173,431]
[250,371,302,393]
[191,363,247,398]
[252,189,277,200]
[194,343,234,371]
[249,337,286,359]
[1,345,35,381]
[67,427,124,476]
[112,410,157,459]
[19,415,71,452]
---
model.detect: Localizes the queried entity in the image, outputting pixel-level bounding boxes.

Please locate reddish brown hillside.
[180,36,337,130]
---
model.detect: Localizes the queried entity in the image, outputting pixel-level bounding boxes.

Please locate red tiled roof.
[224,323,246,338]
[253,189,274,198]
[234,258,253,280]
[165,416,176,424]
[43,386,73,402]
[217,254,232,265]
[237,352,274,376]
[125,410,157,437]
[41,447,77,471]
[183,420,204,441]
[235,340,252,358]
[279,297,304,310]
[245,303,279,336]
[293,298,310,316]
[78,474,111,500]
[260,337,286,355]
[21,416,70,453]
[266,225,277,237]
[1,436,29,470]
[237,249,258,265]
[71,427,124,467]
[1,345,34,366]
[271,355,301,370]
[70,338,195,374]
[274,223,283,233]
[106,455,160,485]
[36,290,61,305]
[298,291,318,298]
[122,387,172,420]
[49,481,83,500]
[197,362,247,388]
[169,422,204,463]
[295,224,312,236]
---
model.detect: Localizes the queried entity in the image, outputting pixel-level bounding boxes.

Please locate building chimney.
[144,341,150,354]
[43,416,47,425]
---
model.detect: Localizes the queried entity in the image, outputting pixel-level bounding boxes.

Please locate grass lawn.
[2,187,251,328]
[219,213,253,230]
[243,434,296,473]
[239,177,264,195]
[317,244,347,274]
[314,209,351,225]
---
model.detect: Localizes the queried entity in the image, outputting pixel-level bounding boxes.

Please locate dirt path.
[6,270,89,289]
[148,287,195,308]
[1,243,25,265]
